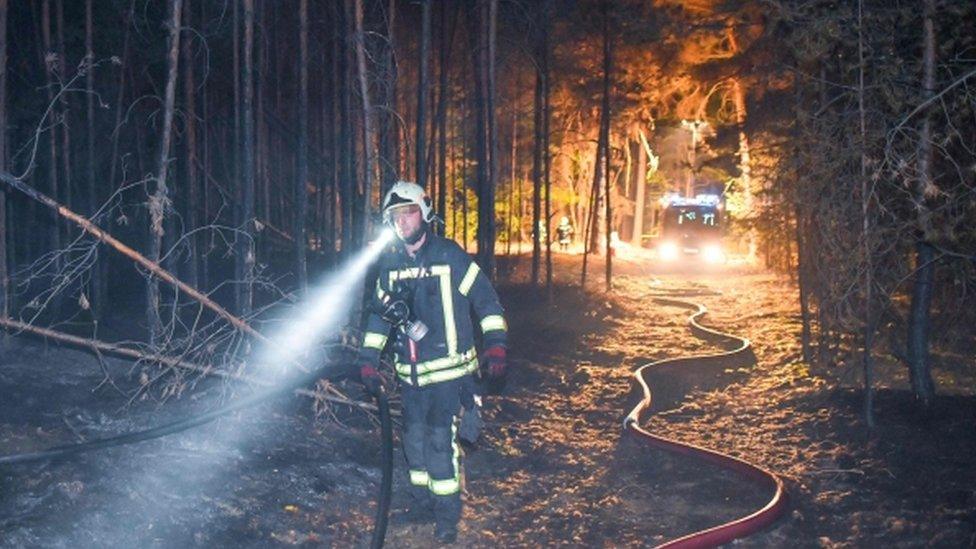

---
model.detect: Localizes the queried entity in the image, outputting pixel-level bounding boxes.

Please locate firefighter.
[357,181,508,543]
[556,216,574,251]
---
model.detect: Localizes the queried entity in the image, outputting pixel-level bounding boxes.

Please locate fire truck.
[656,193,725,263]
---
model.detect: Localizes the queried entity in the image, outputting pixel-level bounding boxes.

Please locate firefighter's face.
[390,204,423,241]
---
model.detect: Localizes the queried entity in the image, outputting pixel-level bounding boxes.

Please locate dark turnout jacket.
[358,232,507,387]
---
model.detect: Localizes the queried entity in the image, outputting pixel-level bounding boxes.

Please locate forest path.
[385,254,777,546]
[3,252,972,547]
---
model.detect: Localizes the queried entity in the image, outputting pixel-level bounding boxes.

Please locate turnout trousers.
[400,376,464,527]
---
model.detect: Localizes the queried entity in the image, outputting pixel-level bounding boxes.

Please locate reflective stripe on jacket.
[358,232,507,387]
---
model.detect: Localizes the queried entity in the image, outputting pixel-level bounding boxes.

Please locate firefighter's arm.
[357,280,393,392]
[456,258,508,350]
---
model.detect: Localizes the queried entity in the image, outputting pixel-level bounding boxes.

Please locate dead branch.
[0,315,257,384]
[0,316,372,412]
[0,171,258,340]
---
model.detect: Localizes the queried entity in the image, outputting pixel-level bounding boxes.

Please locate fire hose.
[370,385,394,549]
[623,296,788,548]
[0,363,395,548]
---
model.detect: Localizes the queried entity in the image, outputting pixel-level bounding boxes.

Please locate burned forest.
[1,0,975,547]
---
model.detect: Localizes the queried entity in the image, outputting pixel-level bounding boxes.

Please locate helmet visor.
[387,203,421,222]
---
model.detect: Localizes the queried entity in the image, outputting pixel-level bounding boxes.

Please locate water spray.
[0,228,397,546]
[0,228,394,466]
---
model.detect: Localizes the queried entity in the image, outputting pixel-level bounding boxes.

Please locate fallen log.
[0,316,375,412]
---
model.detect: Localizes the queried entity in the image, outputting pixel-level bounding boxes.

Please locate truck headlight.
[659,241,679,261]
[702,244,725,263]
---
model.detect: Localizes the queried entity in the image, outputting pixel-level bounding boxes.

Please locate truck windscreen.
[663,205,720,236]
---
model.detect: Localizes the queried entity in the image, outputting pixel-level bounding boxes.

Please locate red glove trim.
[483,346,506,360]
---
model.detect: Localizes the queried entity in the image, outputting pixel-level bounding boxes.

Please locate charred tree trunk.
[0,0,7,316]
[337,1,354,255]
[795,203,813,362]
[84,0,104,316]
[507,101,517,256]
[41,0,61,269]
[295,0,309,294]
[378,0,398,199]
[354,0,375,238]
[906,0,938,406]
[181,0,199,289]
[256,5,269,262]
[468,1,487,258]
[148,0,183,345]
[232,0,241,234]
[484,0,498,277]
[416,0,431,188]
[84,0,95,217]
[199,0,210,291]
[531,4,544,286]
[541,1,552,293]
[54,0,71,212]
[435,0,456,236]
[237,0,255,317]
[857,0,874,427]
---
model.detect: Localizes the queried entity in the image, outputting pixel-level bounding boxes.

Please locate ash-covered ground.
[1,251,973,547]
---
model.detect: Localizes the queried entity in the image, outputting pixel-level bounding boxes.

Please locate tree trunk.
[435,0,456,236]
[41,0,61,269]
[602,0,613,291]
[632,136,647,246]
[181,0,199,289]
[378,0,398,200]
[295,0,309,294]
[256,5,269,262]
[906,0,938,406]
[542,1,552,294]
[468,1,487,260]
[484,0,498,277]
[84,0,95,217]
[725,26,755,262]
[237,0,255,317]
[85,0,105,317]
[856,0,874,427]
[415,0,431,188]
[581,130,604,287]
[338,1,354,255]
[354,0,375,239]
[0,0,7,317]
[795,203,812,362]
[232,0,241,233]
[147,0,183,345]
[199,0,210,291]
[531,4,544,286]
[54,0,71,212]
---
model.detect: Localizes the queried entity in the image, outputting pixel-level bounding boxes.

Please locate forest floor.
[1,248,974,547]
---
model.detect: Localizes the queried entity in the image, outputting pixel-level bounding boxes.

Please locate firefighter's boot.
[434,522,458,544]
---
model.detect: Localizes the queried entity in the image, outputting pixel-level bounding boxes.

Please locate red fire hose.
[624,296,788,548]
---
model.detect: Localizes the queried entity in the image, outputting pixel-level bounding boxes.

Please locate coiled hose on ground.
[624,295,788,548]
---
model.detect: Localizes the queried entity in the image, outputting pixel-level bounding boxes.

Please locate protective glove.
[482,346,507,379]
[360,364,382,396]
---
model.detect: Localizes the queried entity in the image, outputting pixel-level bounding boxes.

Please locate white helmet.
[382,181,434,225]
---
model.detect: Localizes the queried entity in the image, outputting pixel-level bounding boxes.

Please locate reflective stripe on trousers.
[401,377,464,527]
